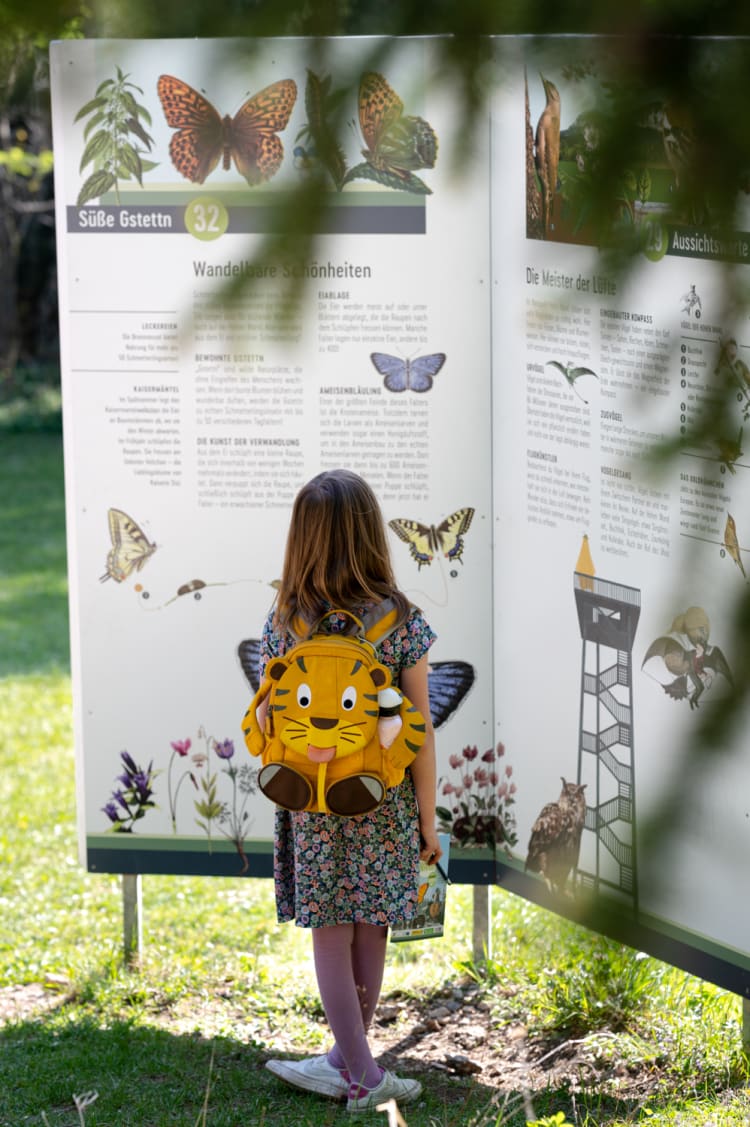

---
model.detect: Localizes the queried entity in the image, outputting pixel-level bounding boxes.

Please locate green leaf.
[119,143,143,184]
[79,130,110,172]
[121,90,139,117]
[76,169,116,206]
[83,111,106,140]
[73,95,108,123]
[139,159,159,173]
[95,78,115,94]
[134,102,153,127]
[126,116,153,150]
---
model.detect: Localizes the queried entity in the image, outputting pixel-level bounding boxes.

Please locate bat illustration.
[237,639,474,729]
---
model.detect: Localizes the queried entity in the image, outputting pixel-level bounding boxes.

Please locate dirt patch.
[0,979,71,1025]
[366,979,666,1108]
[0,974,681,1111]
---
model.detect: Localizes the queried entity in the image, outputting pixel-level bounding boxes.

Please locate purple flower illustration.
[214,736,257,875]
[214,739,235,760]
[102,751,158,833]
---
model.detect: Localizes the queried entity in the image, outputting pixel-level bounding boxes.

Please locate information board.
[51,35,750,996]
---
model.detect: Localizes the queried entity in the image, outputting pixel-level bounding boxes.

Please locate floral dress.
[258,604,436,928]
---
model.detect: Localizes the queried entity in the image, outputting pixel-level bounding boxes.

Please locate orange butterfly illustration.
[157,75,297,186]
[343,71,437,194]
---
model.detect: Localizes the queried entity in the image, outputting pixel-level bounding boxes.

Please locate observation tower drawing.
[573,536,641,913]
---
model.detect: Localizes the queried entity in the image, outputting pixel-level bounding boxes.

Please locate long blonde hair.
[275,469,409,631]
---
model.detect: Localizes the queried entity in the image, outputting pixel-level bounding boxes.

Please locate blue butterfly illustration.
[238,639,474,729]
[370,351,446,393]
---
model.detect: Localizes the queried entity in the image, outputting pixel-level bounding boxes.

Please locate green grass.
[0,433,748,1126]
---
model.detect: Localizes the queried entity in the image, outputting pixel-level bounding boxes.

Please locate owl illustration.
[524,778,587,896]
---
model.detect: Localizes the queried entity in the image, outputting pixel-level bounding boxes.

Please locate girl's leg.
[351,921,388,1030]
[312,923,384,1089]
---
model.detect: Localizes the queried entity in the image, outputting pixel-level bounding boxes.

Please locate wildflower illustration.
[102,750,158,832]
[75,66,157,205]
[192,728,259,869]
[166,737,204,833]
[436,742,518,853]
[193,726,224,851]
[213,738,259,874]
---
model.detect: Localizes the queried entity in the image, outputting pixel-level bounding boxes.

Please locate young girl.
[260,469,442,1113]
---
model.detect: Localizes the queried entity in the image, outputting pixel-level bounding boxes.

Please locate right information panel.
[490,38,750,996]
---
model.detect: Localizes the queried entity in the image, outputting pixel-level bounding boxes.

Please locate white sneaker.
[265,1054,349,1099]
[347,1068,422,1112]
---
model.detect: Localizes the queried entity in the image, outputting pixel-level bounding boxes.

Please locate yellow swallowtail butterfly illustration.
[388,507,475,571]
[100,508,157,583]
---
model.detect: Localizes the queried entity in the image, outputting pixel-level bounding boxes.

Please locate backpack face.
[242,604,426,815]
[266,641,389,763]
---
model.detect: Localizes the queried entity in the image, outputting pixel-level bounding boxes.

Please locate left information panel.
[50,37,495,876]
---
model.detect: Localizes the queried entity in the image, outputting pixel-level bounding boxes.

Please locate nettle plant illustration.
[75,66,157,205]
[436,742,518,853]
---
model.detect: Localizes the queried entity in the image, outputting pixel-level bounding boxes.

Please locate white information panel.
[51,35,750,996]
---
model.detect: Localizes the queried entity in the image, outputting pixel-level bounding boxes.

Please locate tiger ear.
[268,660,288,682]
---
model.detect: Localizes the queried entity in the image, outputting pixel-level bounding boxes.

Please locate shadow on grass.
[0,1015,298,1127]
[0,1008,635,1127]
[0,432,70,677]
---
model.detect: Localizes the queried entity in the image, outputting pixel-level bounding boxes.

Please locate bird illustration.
[641,605,733,709]
[535,75,561,239]
[680,284,701,317]
[724,513,746,579]
[716,426,743,475]
[525,778,587,896]
[545,360,598,403]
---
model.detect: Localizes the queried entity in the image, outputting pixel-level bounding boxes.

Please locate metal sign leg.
[122,873,142,965]
[472,884,492,962]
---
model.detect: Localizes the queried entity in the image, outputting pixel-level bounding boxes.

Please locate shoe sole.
[347,1080,422,1112]
[265,1059,348,1100]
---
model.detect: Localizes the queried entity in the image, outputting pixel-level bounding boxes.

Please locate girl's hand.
[419,826,443,865]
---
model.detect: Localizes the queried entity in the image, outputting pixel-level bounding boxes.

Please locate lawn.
[0,432,748,1127]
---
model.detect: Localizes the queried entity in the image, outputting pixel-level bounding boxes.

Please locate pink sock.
[312,923,386,1089]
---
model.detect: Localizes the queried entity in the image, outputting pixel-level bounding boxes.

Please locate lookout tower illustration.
[574,536,641,912]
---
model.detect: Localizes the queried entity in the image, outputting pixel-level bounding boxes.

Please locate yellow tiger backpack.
[242,602,426,816]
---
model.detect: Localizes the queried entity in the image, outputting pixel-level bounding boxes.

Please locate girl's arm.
[400,654,443,865]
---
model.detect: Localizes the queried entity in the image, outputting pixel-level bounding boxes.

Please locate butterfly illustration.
[370,352,446,393]
[343,72,438,195]
[100,508,157,583]
[389,508,475,570]
[238,638,474,729]
[294,70,348,190]
[157,75,297,186]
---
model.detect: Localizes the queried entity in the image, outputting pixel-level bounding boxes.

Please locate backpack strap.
[361,598,411,647]
[288,600,410,647]
[288,608,365,643]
